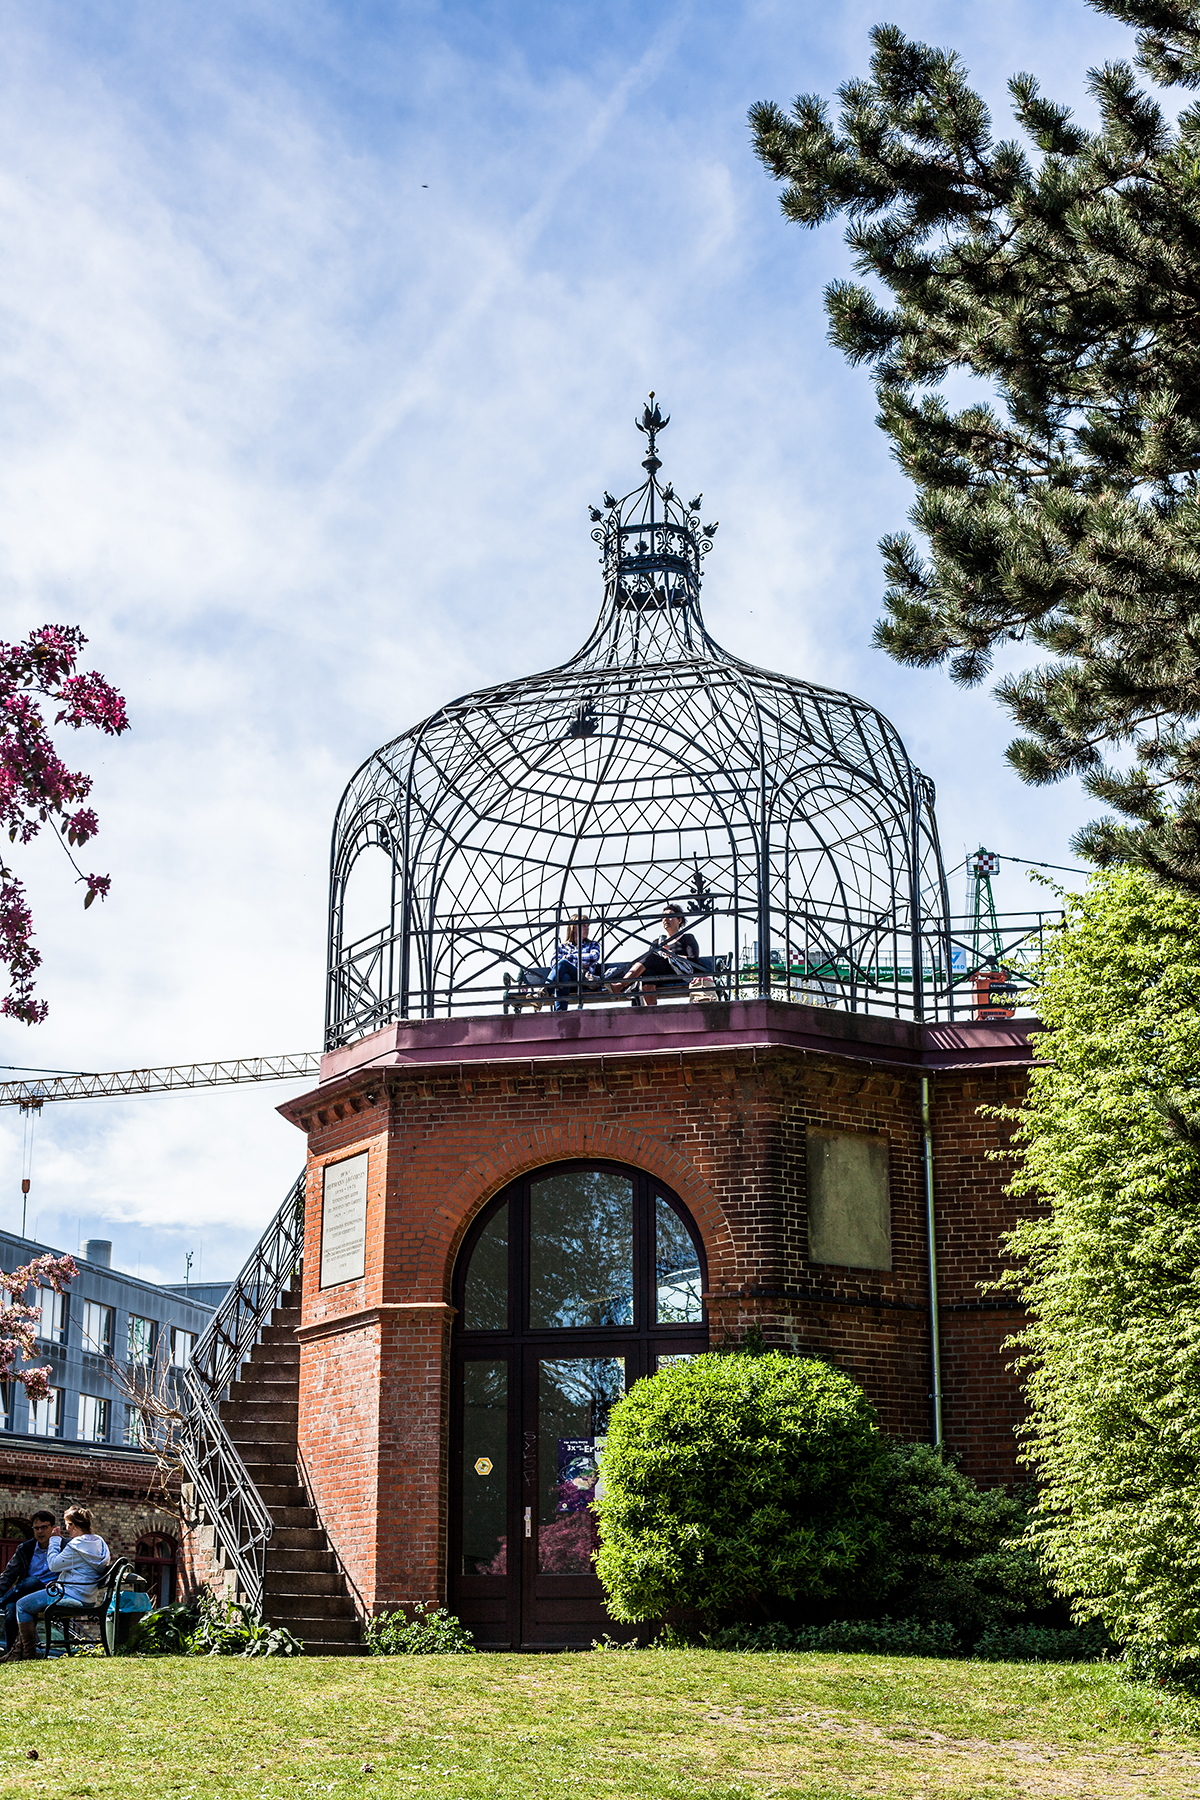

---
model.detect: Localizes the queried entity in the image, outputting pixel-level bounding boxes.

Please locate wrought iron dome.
[326,398,954,1045]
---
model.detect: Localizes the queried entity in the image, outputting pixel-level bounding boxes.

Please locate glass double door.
[449,1162,708,1648]
[456,1346,630,1647]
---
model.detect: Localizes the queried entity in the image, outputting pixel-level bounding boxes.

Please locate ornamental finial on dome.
[587,397,718,621]
[636,391,669,474]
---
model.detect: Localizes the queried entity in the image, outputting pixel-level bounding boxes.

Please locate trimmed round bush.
[593,1351,886,1623]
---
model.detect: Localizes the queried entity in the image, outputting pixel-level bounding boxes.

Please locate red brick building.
[165,404,1049,1651]
[277,998,1036,1649]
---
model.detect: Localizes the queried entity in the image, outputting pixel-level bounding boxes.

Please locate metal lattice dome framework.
[326,401,954,1046]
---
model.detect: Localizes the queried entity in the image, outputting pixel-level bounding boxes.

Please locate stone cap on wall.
[309,999,1039,1096]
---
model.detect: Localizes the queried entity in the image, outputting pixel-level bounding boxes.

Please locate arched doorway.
[449,1161,708,1648]
[134,1534,178,1608]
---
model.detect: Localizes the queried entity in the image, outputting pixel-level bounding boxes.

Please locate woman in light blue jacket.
[5,1505,110,1661]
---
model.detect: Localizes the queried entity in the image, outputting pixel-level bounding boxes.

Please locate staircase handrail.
[190,1169,306,1398]
[177,1167,306,1614]
[178,1368,275,1611]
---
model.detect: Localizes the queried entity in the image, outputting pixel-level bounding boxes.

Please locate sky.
[0,0,1141,1284]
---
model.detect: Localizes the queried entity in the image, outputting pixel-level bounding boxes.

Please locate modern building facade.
[0,1229,215,1448]
[0,1229,216,1602]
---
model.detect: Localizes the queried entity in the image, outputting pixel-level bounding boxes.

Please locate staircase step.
[262,1504,319,1527]
[264,1569,347,1597]
[238,1458,303,1484]
[266,1548,336,1574]
[269,1527,333,1551]
[224,1395,300,1418]
[224,1401,298,1422]
[226,1420,298,1445]
[249,1482,307,1507]
[266,1591,358,1621]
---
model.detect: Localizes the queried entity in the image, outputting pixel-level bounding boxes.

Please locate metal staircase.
[179,1172,361,1653]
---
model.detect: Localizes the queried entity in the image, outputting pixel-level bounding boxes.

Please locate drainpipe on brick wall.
[921,1074,944,1447]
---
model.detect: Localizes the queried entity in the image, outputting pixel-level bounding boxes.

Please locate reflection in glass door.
[461,1361,507,1574]
[537,1358,624,1573]
[449,1161,708,1648]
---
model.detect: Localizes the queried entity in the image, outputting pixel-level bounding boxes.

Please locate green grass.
[3,1650,1200,1799]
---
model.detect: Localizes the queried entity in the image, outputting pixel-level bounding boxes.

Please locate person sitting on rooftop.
[547,917,603,1011]
[608,905,701,1008]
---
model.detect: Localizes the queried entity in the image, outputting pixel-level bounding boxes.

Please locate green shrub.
[973,1622,1113,1663]
[187,1592,303,1657]
[364,1603,476,1655]
[126,1590,302,1658]
[872,1442,1050,1643]
[125,1596,204,1655]
[705,1617,960,1657]
[1122,1640,1200,1693]
[593,1351,886,1624]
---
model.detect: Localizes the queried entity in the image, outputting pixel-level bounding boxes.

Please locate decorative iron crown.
[588,395,718,612]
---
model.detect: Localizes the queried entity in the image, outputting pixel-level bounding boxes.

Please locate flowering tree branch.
[0,1252,77,1402]
[1,624,129,1022]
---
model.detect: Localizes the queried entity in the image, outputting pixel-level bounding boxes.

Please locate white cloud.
[0,0,1136,1274]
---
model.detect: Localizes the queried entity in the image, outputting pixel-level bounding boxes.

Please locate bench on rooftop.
[502,955,729,1015]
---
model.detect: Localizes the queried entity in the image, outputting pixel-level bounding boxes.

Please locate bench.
[503,955,729,1015]
[40,1558,149,1656]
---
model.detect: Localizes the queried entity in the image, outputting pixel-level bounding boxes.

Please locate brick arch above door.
[426,1118,733,1303]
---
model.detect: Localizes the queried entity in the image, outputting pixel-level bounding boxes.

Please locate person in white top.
[6,1504,110,1661]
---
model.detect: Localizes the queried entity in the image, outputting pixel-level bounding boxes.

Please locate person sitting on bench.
[5,1505,110,1662]
[608,905,701,1007]
[547,917,603,1011]
[1,1512,59,1654]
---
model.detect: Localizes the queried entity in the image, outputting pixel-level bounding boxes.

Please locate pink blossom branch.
[1,1253,77,1399]
[0,625,128,1021]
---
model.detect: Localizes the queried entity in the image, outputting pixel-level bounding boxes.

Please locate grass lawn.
[3,1650,1200,1799]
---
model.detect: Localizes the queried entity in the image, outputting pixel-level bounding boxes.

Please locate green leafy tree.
[751,2,1200,888]
[1001,867,1200,1662]
[593,1352,886,1625]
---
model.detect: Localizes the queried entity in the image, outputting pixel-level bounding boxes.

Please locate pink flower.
[0,626,128,1020]
[0,1254,76,1398]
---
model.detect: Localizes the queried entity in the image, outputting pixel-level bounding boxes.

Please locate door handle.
[524,1506,532,1539]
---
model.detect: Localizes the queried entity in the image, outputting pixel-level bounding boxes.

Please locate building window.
[38,1289,69,1345]
[81,1300,115,1355]
[135,1534,178,1607]
[127,1315,156,1365]
[28,1388,63,1438]
[170,1327,195,1369]
[123,1403,149,1449]
[77,1394,110,1443]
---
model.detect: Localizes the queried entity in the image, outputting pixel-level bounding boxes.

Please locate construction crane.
[968,848,1017,1020]
[0,1052,320,1110]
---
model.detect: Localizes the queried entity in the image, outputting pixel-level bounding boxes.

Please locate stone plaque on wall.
[320,1151,369,1288]
[806,1129,892,1271]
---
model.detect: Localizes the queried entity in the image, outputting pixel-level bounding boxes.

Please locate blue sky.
[0,0,1139,1282]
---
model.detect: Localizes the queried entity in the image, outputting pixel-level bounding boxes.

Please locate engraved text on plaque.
[320,1151,369,1288]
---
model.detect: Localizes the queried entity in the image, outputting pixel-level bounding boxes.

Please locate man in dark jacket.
[1,1513,59,1651]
